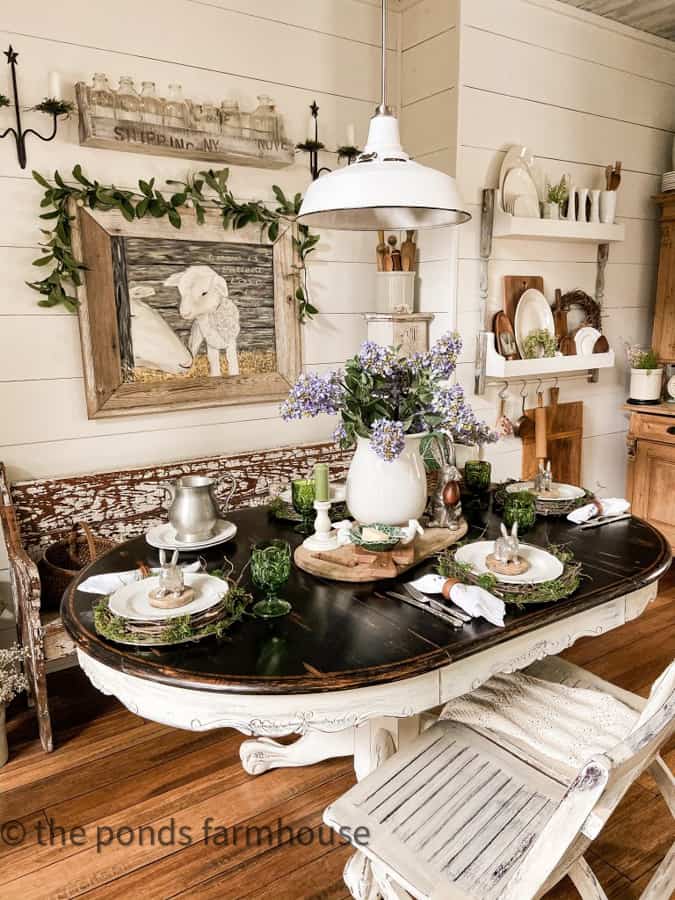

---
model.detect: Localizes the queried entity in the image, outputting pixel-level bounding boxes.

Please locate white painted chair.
[324,656,675,900]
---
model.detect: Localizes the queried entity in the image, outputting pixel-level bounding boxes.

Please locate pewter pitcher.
[162,474,235,543]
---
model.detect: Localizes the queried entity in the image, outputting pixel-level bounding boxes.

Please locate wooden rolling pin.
[535,389,547,465]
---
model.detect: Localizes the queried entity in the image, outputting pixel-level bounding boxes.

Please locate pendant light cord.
[379,0,388,114]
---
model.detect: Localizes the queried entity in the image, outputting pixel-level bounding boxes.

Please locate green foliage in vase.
[522,328,558,359]
[546,175,568,206]
[28,166,319,321]
[629,348,660,370]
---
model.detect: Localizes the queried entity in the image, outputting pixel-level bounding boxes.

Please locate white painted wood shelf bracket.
[474,188,622,395]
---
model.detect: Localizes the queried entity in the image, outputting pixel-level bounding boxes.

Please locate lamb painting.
[114,235,277,382]
[73,205,300,418]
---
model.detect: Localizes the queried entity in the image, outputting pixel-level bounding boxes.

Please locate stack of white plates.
[662,171,675,193]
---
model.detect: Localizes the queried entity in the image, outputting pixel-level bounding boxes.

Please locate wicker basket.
[38,522,116,611]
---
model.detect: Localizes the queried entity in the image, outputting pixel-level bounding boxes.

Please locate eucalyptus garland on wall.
[28,166,320,321]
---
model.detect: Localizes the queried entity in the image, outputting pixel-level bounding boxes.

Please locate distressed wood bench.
[0,442,350,751]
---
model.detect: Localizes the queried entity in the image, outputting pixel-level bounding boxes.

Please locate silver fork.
[403,583,472,622]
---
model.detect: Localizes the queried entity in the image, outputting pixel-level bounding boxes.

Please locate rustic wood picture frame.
[70,203,301,418]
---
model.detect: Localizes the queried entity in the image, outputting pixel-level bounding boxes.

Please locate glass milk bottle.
[250,94,278,144]
[165,83,188,129]
[140,81,163,125]
[219,99,241,137]
[116,76,141,119]
[90,73,115,118]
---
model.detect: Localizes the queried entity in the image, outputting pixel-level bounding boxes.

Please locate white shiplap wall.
[0,0,401,638]
[455,0,675,492]
[401,0,675,488]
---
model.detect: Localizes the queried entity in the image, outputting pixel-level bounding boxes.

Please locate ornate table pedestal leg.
[345,715,421,900]
[239,727,355,776]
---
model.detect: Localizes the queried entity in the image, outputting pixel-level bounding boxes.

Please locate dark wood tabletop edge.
[61,520,672,696]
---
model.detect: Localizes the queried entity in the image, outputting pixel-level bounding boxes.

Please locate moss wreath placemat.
[437,543,582,608]
[93,580,252,646]
[493,480,595,517]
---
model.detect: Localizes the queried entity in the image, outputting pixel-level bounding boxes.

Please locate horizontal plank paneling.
[303,314,367,365]
[402,0,458,50]
[463,0,675,85]
[0,318,81,381]
[460,87,672,175]
[462,26,675,131]
[402,28,457,106]
[0,1,397,105]
[1,415,335,483]
[400,88,456,157]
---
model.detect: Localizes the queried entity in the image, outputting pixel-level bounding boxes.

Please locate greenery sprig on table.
[437,543,582,608]
[28,165,320,321]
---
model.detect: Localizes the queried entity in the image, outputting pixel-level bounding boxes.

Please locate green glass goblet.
[291,478,316,534]
[503,490,537,533]
[463,460,492,494]
[251,539,292,619]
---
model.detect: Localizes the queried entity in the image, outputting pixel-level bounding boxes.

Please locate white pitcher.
[346,434,427,525]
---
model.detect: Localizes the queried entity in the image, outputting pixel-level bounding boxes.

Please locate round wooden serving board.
[294,521,468,583]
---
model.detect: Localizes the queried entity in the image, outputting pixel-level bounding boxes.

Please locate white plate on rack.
[503,168,540,218]
[145,519,237,551]
[498,145,536,209]
[454,541,564,585]
[574,326,602,356]
[108,573,227,621]
[514,289,555,358]
[506,481,586,501]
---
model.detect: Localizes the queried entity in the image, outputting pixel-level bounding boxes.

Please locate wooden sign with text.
[75,83,294,169]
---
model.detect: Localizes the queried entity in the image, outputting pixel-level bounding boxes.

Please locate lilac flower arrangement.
[280,333,497,461]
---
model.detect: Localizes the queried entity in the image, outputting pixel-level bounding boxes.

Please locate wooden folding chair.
[324,657,675,899]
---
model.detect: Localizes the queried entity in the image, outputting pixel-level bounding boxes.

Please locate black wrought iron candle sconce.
[296,100,360,181]
[0,45,73,169]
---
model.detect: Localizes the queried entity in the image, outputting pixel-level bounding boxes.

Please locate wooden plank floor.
[0,570,672,900]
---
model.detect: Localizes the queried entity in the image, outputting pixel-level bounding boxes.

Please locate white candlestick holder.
[302,500,338,551]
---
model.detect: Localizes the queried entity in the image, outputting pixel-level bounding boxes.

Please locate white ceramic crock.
[346,433,427,525]
[629,368,663,403]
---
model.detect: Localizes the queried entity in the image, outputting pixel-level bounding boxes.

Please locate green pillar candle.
[314,463,330,502]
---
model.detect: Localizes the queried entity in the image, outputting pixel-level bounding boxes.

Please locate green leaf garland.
[28,166,319,322]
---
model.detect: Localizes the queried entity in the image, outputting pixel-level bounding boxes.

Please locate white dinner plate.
[454,541,564,585]
[506,481,586,501]
[514,289,555,358]
[503,168,540,218]
[574,326,602,356]
[145,519,237,551]
[108,573,227,621]
[498,144,536,210]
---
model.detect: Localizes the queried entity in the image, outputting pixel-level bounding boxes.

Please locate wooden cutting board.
[294,521,468,583]
[503,275,544,326]
[521,400,583,486]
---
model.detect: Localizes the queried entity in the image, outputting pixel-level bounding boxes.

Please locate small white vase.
[542,202,560,220]
[589,189,600,223]
[375,272,415,314]
[600,190,617,224]
[576,188,589,223]
[629,368,663,403]
[346,433,428,525]
[0,705,7,768]
[565,187,577,221]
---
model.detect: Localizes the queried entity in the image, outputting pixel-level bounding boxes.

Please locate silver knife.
[579,513,631,530]
[403,583,472,622]
[384,591,464,628]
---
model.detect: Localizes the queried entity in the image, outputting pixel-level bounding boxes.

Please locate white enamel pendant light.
[297,0,471,230]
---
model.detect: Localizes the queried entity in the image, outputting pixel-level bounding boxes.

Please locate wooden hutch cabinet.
[625,193,675,550]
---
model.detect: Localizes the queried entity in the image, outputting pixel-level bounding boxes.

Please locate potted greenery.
[627,346,663,404]
[544,176,568,219]
[281,334,497,524]
[0,644,28,767]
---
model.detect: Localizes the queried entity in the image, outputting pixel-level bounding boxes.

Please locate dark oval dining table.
[62,503,671,779]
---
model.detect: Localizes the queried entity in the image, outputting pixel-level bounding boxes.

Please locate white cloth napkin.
[78,560,202,595]
[567,497,630,525]
[450,583,506,627]
[407,574,505,627]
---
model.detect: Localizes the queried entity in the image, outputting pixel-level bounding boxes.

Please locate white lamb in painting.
[129,285,192,374]
[164,266,241,377]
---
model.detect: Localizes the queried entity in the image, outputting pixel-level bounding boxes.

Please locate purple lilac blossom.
[432,384,498,445]
[332,422,348,444]
[358,341,399,377]
[369,419,406,461]
[279,371,344,421]
[408,331,462,379]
